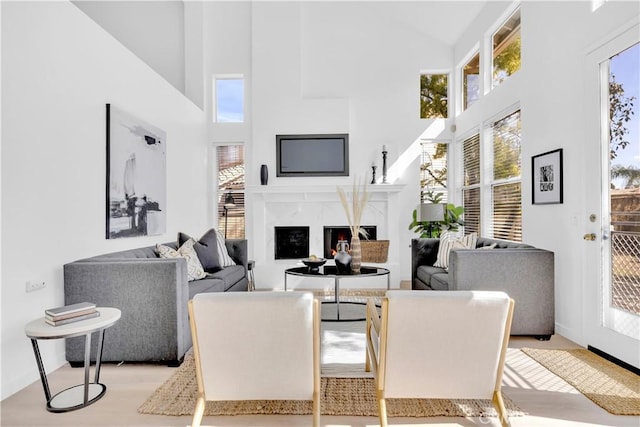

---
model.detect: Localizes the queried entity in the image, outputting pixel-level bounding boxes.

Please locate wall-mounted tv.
[276,133,349,177]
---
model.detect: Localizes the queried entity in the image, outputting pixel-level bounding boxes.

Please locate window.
[459,111,521,241]
[419,141,448,203]
[420,73,448,118]
[214,77,244,123]
[490,110,522,241]
[217,145,245,238]
[463,53,480,110]
[462,133,481,235]
[492,8,521,88]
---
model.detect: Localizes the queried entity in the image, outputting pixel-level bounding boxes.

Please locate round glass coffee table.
[284,265,390,321]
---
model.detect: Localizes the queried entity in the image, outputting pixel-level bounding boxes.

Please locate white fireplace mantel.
[246,183,404,198]
[247,183,406,290]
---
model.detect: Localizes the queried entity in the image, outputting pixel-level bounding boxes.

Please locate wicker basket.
[360,240,389,263]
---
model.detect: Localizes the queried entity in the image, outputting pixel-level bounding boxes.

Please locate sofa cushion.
[188,277,226,298]
[416,265,446,287]
[434,232,478,270]
[178,229,221,273]
[206,265,245,291]
[430,273,450,290]
[156,239,207,281]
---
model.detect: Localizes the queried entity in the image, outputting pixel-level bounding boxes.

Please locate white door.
[584,26,639,369]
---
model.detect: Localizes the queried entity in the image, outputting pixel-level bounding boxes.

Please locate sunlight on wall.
[387,119,447,183]
[592,0,607,12]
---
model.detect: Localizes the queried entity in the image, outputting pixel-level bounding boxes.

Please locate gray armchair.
[411,237,554,339]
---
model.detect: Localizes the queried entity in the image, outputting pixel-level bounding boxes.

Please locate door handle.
[583,233,597,241]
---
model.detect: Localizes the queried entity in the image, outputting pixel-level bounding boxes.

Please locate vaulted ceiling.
[366,1,487,45]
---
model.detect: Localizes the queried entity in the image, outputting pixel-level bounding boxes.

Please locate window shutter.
[492,110,521,181]
[217,145,246,239]
[463,187,481,235]
[491,110,522,242]
[492,182,522,241]
[462,134,481,235]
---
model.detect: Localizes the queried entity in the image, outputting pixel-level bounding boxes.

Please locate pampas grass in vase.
[337,177,370,273]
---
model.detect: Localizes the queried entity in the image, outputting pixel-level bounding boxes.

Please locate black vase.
[260,164,268,185]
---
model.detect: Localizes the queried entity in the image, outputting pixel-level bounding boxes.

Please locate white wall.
[1,1,207,400]
[73,0,186,96]
[453,0,640,348]
[250,1,454,286]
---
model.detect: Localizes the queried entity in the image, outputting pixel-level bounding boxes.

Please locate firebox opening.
[274,226,310,259]
[323,226,377,259]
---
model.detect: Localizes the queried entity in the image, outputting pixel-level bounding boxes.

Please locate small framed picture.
[532,149,563,205]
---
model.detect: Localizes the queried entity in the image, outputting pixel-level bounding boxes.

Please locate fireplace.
[274,226,310,259]
[323,226,377,259]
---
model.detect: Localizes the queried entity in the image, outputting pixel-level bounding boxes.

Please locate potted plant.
[408,191,464,238]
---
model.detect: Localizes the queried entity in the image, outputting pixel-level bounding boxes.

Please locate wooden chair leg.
[191,394,206,427]
[493,390,510,427]
[312,393,320,427]
[378,391,388,427]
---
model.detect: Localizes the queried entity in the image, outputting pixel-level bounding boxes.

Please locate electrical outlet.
[26,281,46,293]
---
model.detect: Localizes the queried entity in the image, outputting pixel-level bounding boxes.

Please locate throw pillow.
[178,229,221,273]
[156,238,207,281]
[215,230,236,267]
[433,231,478,270]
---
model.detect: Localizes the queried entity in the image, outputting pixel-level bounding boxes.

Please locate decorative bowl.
[302,258,326,272]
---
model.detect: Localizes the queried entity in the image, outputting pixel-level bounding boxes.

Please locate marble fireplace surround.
[247,184,404,290]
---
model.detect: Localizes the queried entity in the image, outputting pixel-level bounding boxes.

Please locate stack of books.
[45,302,100,326]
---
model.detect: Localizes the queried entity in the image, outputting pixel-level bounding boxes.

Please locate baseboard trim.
[587,345,640,376]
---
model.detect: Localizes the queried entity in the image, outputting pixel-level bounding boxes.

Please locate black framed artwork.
[532,148,563,205]
[106,104,167,239]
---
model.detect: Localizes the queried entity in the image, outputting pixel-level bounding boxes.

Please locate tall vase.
[350,235,362,273]
[260,164,268,185]
[334,240,352,273]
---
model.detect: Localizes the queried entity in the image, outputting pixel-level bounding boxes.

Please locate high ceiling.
[367,1,488,45]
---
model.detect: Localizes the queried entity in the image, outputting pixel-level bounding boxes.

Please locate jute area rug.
[522,348,640,415]
[138,352,525,418]
[138,290,524,419]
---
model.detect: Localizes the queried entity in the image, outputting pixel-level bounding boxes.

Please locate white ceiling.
[366,1,488,45]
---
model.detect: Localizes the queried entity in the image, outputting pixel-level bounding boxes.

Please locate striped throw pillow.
[433,231,478,270]
[215,230,237,267]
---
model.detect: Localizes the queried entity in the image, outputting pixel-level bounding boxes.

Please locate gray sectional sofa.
[64,236,248,366]
[411,236,555,339]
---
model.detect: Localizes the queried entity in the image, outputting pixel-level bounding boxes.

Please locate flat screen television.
[276,133,349,177]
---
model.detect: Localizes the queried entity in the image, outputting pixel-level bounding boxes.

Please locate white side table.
[24,307,121,412]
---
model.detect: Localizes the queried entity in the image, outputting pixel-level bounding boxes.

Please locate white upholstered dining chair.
[366,290,514,427]
[188,291,321,427]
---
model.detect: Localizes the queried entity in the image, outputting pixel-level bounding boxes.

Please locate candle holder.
[371,166,377,184]
[382,149,388,184]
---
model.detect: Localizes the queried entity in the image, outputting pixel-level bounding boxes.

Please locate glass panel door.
[585,29,639,369]
[606,42,639,335]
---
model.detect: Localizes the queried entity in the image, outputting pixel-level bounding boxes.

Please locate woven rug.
[138,353,525,418]
[522,348,640,415]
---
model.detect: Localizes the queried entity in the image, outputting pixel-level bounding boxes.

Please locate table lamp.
[419,203,445,238]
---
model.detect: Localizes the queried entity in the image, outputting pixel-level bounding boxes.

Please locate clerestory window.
[463,53,480,110]
[492,8,521,88]
[420,73,449,119]
[213,76,244,123]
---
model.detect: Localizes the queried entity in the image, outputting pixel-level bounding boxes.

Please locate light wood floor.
[2,334,639,427]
